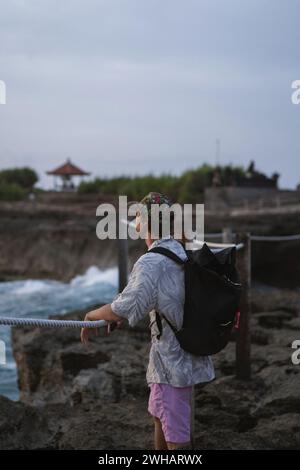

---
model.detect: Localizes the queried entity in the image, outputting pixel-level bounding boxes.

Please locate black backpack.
[149,242,242,356]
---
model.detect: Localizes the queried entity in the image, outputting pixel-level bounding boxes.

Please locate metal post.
[118,238,128,293]
[235,232,251,380]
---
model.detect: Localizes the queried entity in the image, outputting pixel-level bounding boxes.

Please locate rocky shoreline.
[0,285,300,449]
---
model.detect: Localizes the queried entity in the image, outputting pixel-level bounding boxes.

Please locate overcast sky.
[0,0,300,188]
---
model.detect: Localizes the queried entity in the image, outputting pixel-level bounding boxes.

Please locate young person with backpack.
[81,192,240,450]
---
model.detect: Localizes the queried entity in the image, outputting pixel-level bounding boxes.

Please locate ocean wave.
[0,265,118,400]
[13,280,55,295]
[70,266,118,288]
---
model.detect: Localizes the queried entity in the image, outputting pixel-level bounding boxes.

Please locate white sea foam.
[70,266,118,288]
[14,280,54,295]
[12,266,118,296]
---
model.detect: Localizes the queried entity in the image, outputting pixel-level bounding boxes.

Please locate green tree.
[0,183,26,201]
[0,167,38,189]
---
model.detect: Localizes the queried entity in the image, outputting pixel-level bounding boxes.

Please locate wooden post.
[235,232,251,380]
[222,227,233,244]
[190,386,195,449]
[276,196,281,209]
[118,238,128,293]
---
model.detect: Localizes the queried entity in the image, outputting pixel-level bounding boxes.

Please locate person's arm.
[81,254,159,344]
[85,304,121,322]
[81,304,122,344]
[110,255,159,327]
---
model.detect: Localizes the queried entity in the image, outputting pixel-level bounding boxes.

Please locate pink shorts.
[148,383,193,444]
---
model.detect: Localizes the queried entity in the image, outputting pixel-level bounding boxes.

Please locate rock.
[254,372,300,417]
[0,201,144,281]
[250,326,271,345]
[252,288,300,315]
[0,395,53,450]
[196,375,266,416]
[4,285,300,449]
[0,394,153,450]
[285,317,300,330]
[71,369,115,405]
[12,308,150,406]
[193,370,300,450]
[256,310,294,329]
[247,414,300,449]
[2,199,300,286]
[60,344,110,376]
[55,400,153,450]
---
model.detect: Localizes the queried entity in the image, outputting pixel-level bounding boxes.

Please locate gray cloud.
[0,0,299,188]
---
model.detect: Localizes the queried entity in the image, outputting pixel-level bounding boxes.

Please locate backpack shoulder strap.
[159,312,178,334]
[148,246,186,265]
[154,309,178,338]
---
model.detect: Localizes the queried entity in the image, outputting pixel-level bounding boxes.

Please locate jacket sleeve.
[111,254,159,327]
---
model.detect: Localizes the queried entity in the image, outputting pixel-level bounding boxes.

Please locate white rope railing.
[193,239,245,251]
[250,234,300,241]
[0,317,107,328]
[122,218,300,244]
[2,231,298,330]
[205,232,300,243]
[203,232,223,239]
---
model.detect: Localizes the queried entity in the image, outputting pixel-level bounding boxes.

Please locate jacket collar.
[148,237,173,251]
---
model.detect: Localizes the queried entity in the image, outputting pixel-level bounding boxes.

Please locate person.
[80,192,215,450]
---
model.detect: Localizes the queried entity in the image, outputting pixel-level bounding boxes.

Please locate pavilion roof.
[47,159,90,176]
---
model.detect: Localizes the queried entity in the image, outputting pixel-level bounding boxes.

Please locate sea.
[0,266,118,401]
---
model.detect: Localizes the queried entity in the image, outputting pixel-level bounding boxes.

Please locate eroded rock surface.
[1,286,299,449]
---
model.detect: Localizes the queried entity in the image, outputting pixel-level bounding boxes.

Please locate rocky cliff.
[0,198,143,281]
[0,286,299,450]
[0,197,300,286]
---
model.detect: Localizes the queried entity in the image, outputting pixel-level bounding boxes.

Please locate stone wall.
[205,187,300,211]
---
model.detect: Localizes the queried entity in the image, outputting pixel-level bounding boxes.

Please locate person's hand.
[80,314,99,345]
[80,326,90,345]
[107,320,123,334]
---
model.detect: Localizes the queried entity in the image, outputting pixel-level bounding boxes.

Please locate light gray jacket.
[111,237,215,387]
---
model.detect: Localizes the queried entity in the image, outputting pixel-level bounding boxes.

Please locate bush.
[0,183,26,201]
[178,164,214,203]
[0,167,38,189]
[77,164,247,203]
[78,174,180,201]
[77,179,103,194]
